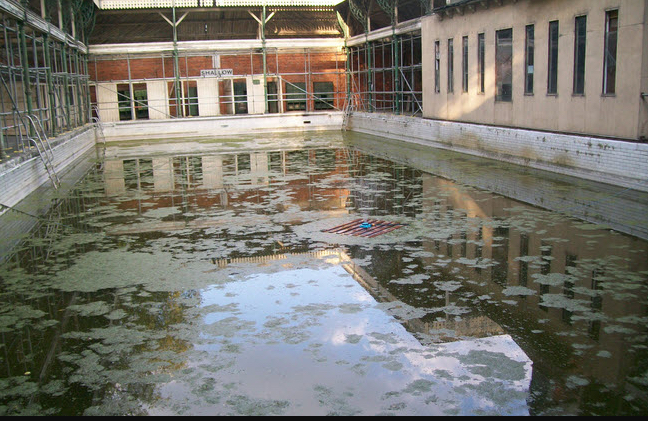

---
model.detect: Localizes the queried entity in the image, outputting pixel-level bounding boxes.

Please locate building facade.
[422,0,648,141]
[86,1,349,123]
[89,40,347,122]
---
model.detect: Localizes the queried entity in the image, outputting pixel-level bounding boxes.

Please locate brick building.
[87,0,349,122]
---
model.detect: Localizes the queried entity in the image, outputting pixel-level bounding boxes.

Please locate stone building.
[423,0,648,142]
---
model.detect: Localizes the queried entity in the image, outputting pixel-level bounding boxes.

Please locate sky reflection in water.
[154,258,532,416]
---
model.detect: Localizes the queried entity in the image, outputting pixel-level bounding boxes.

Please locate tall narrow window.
[603,10,618,95]
[434,40,440,93]
[547,20,559,94]
[447,38,454,93]
[524,24,534,94]
[117,84,132,121]
[314,82,335,110]
[573,16,587,94]
[285,82,306,111]
[183,81,198,117]
[133,85,149,119]
[267,80,279,113]
[496,28,513,101]
[234,80,249,114]
[462,36,468,92]
[478,33,485,93]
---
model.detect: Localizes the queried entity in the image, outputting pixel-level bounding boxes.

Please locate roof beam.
[158,10,189,26]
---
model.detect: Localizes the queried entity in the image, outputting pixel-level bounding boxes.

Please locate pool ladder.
[342,101,355,131]
[91,106,107,170]
[24,114,60,190]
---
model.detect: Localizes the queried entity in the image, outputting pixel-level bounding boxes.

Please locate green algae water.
[1,131,647,416]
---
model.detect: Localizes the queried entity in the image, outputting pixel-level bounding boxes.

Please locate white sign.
[201,69,233,78]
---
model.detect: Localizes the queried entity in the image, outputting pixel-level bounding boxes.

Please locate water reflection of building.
[418,172,648,413]
[97,144,648,413]
[102,148,353,214]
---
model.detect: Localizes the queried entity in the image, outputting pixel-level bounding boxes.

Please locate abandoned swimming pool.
[0,131,647,415]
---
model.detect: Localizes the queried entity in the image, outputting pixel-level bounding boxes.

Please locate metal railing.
[23,114,60,189]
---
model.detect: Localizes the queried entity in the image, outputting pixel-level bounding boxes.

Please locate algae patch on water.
[50,249,229,293]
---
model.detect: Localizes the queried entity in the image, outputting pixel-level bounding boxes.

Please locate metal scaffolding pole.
[394,35,400,114]
[336,11,351,107]
[262,4,268,114]
[18,20,34,125]
[172,2,183,118]
[43,33,56,136]
[61,45,71,129]
[83,55,90,125]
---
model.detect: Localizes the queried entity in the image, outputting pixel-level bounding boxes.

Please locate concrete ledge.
[346,131,648,240]
[0,126,96,212]
[348,112,648,193]
[101,112,344,142]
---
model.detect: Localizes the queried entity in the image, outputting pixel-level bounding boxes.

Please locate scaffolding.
[347,30,422,115]
[88,45,347,122]
[0,0,92,162]
[342,0,424,116]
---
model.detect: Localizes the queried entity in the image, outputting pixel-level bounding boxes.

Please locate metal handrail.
[23,114,60,189]
[24,114,54,160]
[91,105,107,170]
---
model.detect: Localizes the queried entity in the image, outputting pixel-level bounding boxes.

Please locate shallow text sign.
[201,69,234,78]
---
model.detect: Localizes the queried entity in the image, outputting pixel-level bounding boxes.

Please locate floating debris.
[321,219,407,238]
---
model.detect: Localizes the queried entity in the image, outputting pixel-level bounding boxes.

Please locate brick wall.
[90,49,347,117]
[90,51,345,82]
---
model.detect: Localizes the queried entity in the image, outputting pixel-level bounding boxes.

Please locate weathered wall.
[0,127,96,211]
[422,0,648,140]
[347,112,648,193]
[99,111,344,142]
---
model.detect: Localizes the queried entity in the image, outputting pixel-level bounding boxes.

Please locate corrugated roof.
[93,0,345,9]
